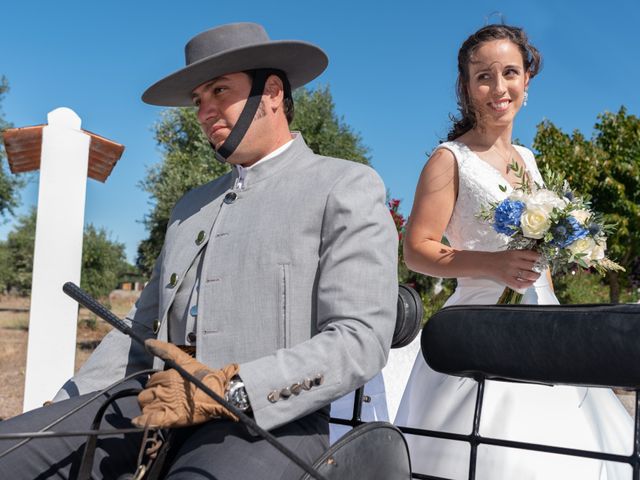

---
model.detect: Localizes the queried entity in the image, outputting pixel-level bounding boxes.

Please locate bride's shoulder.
[430,141,465,163]
[433,140,461,154]
[426,143,458,170]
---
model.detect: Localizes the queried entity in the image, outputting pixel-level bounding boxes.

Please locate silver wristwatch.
[225,376,251,413]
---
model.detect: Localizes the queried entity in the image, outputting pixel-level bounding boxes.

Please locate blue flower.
[493,199,525,236]
[588,222,601,236]
[552,216,589,248]
[563,190,575,201]
[553,225,567,237]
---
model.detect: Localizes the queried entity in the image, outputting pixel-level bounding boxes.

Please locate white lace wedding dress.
[394,141,633,479]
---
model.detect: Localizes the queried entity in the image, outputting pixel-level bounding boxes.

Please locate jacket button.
[302,378,313,390]
[152,319,160,334]
[280,387,292,398]
[168,273,178,287]
[224,192,237,204]
[313,374,324,386]
[291,383,303,395]
[267,390,280,403]
[187,331,197,343]
[195,230,206,245]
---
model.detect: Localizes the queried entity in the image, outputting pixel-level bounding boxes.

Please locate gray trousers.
[0,379,329,479]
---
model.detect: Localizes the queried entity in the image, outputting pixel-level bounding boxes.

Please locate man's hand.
[132,339,239,428]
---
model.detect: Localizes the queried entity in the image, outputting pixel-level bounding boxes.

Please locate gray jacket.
[55,135,398,431]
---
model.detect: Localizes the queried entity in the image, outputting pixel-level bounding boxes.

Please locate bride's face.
[466,39,530,129]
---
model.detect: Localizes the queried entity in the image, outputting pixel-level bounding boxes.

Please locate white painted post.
[22,108,91,412]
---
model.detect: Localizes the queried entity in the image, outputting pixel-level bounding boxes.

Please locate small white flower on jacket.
[571,209,591,224]
[521,206,551,239]
[527,189,566,214]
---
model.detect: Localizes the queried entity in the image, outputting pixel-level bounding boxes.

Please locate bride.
[394,24,633,479]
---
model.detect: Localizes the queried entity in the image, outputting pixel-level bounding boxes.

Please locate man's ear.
[264,74,285,112]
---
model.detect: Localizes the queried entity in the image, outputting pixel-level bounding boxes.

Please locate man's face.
[192,72,253,160]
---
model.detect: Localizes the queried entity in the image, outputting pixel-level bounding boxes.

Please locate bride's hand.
[490,250,542,290]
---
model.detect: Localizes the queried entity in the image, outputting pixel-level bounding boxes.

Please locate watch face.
[230,384,250,411]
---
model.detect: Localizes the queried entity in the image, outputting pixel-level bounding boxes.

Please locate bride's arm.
[404,148,540,289]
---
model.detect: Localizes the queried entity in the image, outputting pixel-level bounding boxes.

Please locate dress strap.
[432,141,469,171]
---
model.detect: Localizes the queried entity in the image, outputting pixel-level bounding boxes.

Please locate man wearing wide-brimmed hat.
[0,22,397,478]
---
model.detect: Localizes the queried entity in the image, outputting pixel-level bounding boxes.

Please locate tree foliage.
[81,224,132,298]
[0,76,24,218]
[0,239,9,292]
[136,84,372,275]
[290,86,370,165]
[533,106,640,302]
[1,208,36,294]
[0,209,131,298]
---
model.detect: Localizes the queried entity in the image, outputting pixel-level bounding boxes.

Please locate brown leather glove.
[131,339,240,428]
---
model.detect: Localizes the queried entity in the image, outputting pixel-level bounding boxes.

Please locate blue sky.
[1,0,638,263]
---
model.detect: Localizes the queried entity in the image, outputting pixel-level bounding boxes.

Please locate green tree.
[533,106,640,302]
[290,86,370,165]
[0,76,24,218]
[81,225,131,298]
[3,208,37,294]
[0,240,11,292]
[3,209,132,297]
[137,84,371,275]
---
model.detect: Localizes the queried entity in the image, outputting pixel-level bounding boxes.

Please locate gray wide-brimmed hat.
[142,22,328,106]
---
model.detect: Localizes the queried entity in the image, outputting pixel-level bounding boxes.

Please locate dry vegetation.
[0,290,140,420]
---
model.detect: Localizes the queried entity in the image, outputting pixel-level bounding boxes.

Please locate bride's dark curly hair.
[447,24,543,141]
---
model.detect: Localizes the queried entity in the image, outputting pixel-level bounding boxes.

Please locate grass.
[0,312,29,330]
[0,290,141,420]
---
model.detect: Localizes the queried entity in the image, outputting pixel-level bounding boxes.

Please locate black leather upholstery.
[300,422,411,480]
[422,303,640,389]
[392,284,423,349]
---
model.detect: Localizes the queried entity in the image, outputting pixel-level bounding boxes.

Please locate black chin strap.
[213,69,272,163]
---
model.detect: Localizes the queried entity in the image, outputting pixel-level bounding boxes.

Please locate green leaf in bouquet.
[575,256,590,269]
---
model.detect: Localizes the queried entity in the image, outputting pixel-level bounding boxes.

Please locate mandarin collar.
[231,133,310,189]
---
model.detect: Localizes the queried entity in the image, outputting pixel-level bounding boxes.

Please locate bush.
[553,270,637,304]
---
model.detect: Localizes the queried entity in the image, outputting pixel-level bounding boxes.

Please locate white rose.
[568,237,597,265]
[590,240,606,263]
[521,206,551,239]
[527,189,567,214]
[571,209,591,224]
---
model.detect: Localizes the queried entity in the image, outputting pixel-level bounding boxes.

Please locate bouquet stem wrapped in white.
[479,161,623,305]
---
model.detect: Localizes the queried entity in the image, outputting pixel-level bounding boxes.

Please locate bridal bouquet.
[478,161,624,304]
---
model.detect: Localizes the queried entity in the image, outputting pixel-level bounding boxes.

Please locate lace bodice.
[438,141,544,252]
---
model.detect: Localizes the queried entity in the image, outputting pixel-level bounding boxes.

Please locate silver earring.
[523,90,529,107]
